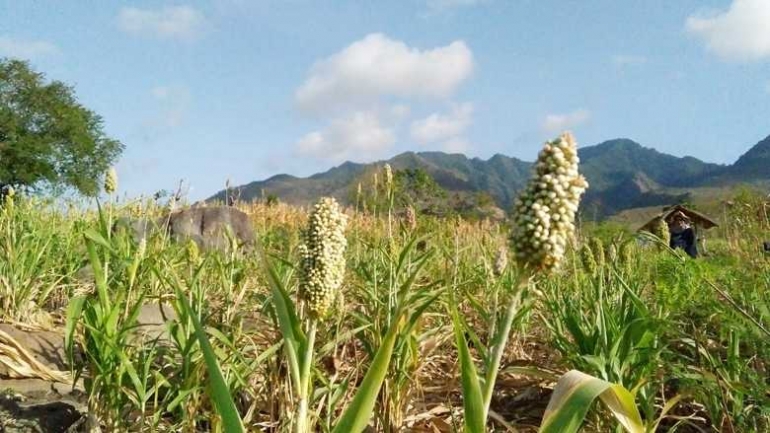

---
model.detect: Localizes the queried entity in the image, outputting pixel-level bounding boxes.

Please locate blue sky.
[1,0,769,201]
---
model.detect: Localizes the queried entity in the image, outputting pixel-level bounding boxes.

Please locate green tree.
[0,58,123,196]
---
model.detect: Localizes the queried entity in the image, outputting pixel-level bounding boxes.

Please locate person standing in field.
[668,211,698,258]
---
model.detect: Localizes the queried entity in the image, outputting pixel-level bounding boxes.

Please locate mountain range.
[209,134,770,219]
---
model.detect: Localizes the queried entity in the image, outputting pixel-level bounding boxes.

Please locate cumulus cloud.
[541,109,591,135]
[0,36,59,60]
[118,6,206,41]
[295,33,473,113]
[612,54,647,66]
[686,0,770,62]
[295,111,396,161]
[410,103,473,144]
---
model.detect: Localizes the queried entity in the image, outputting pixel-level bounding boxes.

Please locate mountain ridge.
[209,134,770,219]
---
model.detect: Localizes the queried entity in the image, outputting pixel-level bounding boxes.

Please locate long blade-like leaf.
[332,317,401,433]
[256,241,304,394]
[451,306,486,433]
[175,287,246,433]
[539,370,644,433]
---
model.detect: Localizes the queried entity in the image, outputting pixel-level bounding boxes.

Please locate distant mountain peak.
[208,134,769,220]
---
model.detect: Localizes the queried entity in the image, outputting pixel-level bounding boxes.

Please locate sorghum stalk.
[296,197,347,433]
[483,132,588,423]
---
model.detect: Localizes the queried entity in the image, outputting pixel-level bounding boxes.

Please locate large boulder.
[113,206,256,253]
[165,206,256,252]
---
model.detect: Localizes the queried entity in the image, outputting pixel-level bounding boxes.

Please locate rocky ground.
[0,303,177,433]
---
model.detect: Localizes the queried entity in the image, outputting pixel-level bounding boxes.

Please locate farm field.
[0,161,768,432]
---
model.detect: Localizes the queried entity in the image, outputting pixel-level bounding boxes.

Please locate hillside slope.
[209,135,768,219]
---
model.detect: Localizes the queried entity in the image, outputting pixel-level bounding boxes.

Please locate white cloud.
[0,36,59,60]
[541,109,591,135]
[426,0,489,12]
[410,103,473,144]
[389,104,412,122]
[612,54,647,66]
[442,136,471,153]
[685,0,770,62]
[118,6,206,41]
[295,111,395,161]
[295,33,474,113]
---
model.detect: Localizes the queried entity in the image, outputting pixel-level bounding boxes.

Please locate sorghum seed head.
[104,167,118,195]
[607,243,618,263]
[618,241,633,265]
[510,132,589,272]
[384,164,393,187]
[299,197,348,318]
[493,246,508,277]
[186,239,200,264]
[137,238,147,258]
[589,237,605,268]
[580,243,597,275]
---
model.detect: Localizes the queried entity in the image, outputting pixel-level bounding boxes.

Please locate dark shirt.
[670,228,698,258]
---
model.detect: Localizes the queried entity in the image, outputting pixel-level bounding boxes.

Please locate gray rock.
[165,206,256,252]
[0,326,87,432]
[0,391,86,433]
[113,206,256,253]
[133,302,177,344]
[0,325,67,371]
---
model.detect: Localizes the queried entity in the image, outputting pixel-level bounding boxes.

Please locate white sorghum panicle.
[137,238,147,259]
[5,186,14,199]
[299,197,348,318]
[384,164,393,188]
[104,167,118,195]
[493,246,508,277]
[510,132,589,272]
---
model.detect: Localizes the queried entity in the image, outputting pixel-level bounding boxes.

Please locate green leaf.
[332,316,401,433]
[451,306,486,433]
[539,370,644,433]
[255,240,304,395]
[174,286,246,433]
[64,295,86,367]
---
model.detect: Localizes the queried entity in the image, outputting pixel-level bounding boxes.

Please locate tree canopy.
[0,58,123,196]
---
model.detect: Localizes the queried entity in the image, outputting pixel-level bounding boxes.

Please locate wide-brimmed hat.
[669,211,690,223]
